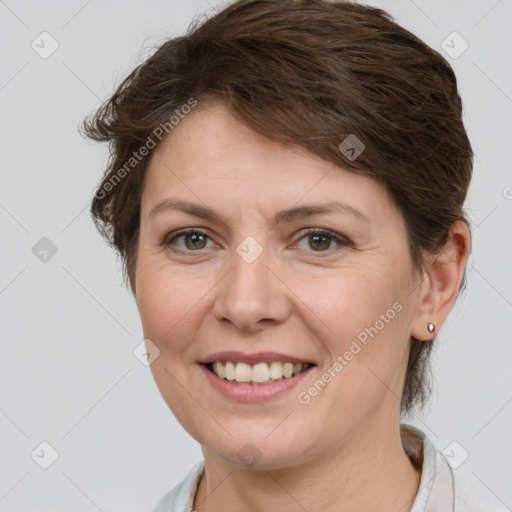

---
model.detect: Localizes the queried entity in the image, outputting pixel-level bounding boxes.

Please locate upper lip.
[199,351,315,365]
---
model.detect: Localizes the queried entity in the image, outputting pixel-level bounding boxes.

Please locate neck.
[193,423,421,512]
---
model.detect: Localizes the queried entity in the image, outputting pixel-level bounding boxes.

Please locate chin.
[197,422,318,470]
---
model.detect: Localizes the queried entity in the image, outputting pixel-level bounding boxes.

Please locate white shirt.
[152,424,507,511]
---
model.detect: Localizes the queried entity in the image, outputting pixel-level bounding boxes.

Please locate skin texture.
[135,103,471,511]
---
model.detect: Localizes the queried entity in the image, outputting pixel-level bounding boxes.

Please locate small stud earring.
[427,322,435,333]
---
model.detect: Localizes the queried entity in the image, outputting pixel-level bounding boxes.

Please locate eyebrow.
[148,199,372,225]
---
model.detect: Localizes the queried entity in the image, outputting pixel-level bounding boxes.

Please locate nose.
[213,245,291,333]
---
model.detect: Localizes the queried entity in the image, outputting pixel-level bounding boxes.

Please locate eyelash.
[162,228,349,255]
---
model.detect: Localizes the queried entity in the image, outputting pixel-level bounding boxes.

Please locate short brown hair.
[81,0,473,417]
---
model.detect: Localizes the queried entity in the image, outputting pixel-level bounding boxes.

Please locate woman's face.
[135,103,424,469]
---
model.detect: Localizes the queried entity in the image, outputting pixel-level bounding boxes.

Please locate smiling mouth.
[204,361,315,385]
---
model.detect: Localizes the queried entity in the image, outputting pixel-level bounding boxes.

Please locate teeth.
[283,362,294,378]
[225,361,236,381]
[252,362,270,383]
[213,362,225,379]
[209,361,310,384]
[235,362,252,382]
[270,361,283,380]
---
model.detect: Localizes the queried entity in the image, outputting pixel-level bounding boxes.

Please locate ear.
[410,221,472,342]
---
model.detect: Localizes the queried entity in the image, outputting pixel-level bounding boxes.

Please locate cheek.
[298,268,397,341]
[135,258,207,351]
[300,267,408,388]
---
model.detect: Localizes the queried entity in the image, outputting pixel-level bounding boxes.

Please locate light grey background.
[1,0,511,510]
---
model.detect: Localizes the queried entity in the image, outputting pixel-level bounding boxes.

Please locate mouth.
[202,360,316,385]
[198,351,317,402]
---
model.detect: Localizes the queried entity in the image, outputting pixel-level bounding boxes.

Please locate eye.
[293,228,349,253]
[164,229,216,252]
[162,227,349,255]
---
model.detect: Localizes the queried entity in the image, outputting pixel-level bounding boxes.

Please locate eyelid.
[164,227,208,241]
[292,227,350,252]
[164,228,214,248]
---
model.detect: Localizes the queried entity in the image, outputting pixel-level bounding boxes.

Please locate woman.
[81,1,505,510]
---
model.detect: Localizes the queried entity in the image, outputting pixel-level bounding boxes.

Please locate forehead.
[142,103,398,226]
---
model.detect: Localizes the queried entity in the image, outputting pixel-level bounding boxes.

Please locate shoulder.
[152,461,205,512]
[401,424,508,512]
[454,475,509,512]
[428,440,508,512]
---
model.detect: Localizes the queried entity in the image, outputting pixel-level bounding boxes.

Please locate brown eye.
[308,233,332,251]
[294,229,348,253]
[183,232,208,250]
[165,229,213,251]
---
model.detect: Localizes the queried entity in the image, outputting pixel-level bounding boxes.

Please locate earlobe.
[410,221,471,341]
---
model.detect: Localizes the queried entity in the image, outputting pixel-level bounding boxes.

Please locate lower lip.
[199,364,315,403]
